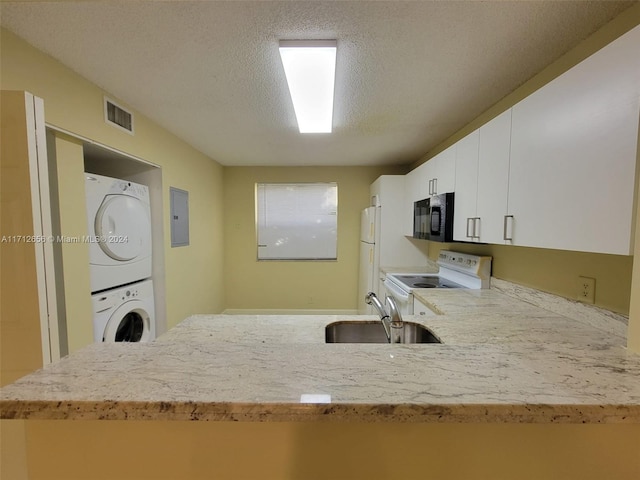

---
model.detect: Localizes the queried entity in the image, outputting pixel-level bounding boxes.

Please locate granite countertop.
[1,282,639,424]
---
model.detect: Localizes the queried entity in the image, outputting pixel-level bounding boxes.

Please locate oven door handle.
[383,279,411,302]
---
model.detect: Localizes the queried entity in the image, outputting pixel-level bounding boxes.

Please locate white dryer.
[91,279,156,342]
[85,173,152,293]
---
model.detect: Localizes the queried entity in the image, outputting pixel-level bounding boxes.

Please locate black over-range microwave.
[413,192,455,242]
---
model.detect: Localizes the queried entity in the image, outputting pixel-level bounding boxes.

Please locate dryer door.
[95,195,151,261]
[103,300,152,342]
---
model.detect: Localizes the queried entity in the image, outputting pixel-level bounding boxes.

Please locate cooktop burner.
[392,275,465,289]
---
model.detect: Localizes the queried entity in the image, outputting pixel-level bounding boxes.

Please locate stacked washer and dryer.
[85,173,156,342]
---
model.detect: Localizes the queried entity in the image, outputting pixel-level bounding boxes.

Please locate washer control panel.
[120,287,140,301]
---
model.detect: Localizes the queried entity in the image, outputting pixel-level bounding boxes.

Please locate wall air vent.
[104,97,134,135]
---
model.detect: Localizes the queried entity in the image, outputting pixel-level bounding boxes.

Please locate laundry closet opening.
[82,142,166,343]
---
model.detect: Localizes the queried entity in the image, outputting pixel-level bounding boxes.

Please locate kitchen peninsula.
[2,283,639,479]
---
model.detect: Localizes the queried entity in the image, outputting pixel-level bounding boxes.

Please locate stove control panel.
[437,251,492,284]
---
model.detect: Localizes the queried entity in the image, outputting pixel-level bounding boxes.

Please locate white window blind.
[257,183,338,260]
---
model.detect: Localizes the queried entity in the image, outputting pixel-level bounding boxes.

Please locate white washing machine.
[85,173,152,293]
[91,279,156,342]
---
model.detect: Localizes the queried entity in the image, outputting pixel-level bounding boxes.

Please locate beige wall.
[0,91,44,385]
[422,242,633,315]
[224,166,404,311]
[21,420,640,480]
[411,4,640,317]
[0,91,44,480]
[0,28,226,335]
[48,133,95,351]
[0,28,225,479]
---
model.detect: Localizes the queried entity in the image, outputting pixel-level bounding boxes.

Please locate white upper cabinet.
[508,25,640,255]
[403,26,639,254]
[453,110,512,244]
[426,145,456,196]
[453,130,479,241]
[403,145,456,236]
[413,161,430,200]
[402,165,424,236]
[476,109,512,245]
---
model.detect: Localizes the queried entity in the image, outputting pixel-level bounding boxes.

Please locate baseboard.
[221,308,359,315]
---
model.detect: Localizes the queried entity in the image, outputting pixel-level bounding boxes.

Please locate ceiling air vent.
[104,97,134,135]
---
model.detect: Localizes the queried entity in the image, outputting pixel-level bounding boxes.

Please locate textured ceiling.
[0,1,635,166]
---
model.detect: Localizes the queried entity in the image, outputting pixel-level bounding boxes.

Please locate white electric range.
[384,251,492,315]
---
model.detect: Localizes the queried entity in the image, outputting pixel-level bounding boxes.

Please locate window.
[256,183,338,260]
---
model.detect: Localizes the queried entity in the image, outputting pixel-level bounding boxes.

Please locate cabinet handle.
[432,178,438,195]
[466,217,474,238]
[503,215,514,241]
[428,179,433,195]
[473,217,481,239]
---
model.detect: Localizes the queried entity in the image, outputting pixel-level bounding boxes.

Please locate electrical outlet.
[577,276,595,304]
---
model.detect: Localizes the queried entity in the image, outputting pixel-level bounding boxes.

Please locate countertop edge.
[2,400,638,424]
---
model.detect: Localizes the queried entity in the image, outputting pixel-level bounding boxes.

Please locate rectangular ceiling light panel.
[279,40,337,133]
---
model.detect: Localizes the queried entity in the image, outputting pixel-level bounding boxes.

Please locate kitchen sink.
[325,321,441,344]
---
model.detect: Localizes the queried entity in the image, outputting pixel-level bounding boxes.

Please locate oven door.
[383,278,413,315]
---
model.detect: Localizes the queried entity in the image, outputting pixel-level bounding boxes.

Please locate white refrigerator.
[357,176,430,314]
[358,206,377,314]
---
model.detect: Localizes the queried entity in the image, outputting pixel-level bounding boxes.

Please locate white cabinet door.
[423,156,435,196]
[453,130,479,241]
[374,175,427,263]
[402,169,418,236]
[508,26,639,254]
[402,162,429,236]
[476,109,512,245]
[427,145,456,196]
[413,161,430,199]
[452,112,511,244]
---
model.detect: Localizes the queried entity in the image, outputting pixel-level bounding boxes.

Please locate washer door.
[103,301,151,342]
[95,195,150,261]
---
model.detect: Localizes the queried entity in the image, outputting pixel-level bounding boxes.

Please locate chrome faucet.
[365,292,404,343]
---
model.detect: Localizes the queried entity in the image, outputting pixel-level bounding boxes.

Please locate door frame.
[26,92,60,364]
